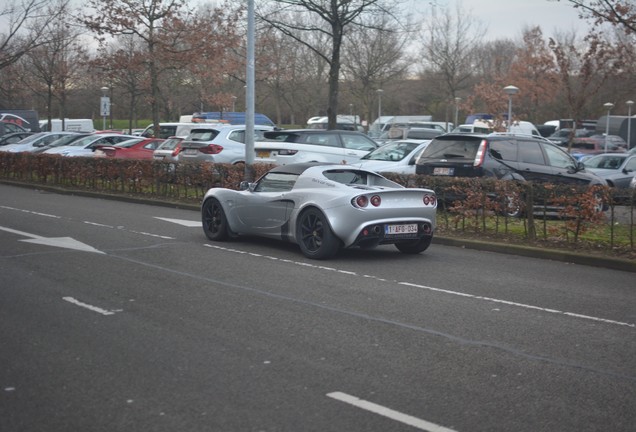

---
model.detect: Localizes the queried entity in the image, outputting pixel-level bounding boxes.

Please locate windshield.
[115,139,144,148]
[49,134,89,147]
[157,138,182,150]
[69,136,99,147]
[361,141,421,161]
[419,138,481,159]
[583,155,627,170]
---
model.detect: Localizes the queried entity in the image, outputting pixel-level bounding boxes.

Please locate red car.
[94,137,164,159]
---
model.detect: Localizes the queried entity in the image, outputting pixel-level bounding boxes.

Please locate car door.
[515,139,555,183]
[541,142,592,185]
[613,155,636,188]
[339,134,379,162]
[231,172,297,237]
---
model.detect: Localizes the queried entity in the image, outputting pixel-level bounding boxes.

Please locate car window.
[302,133,339,147]
[517,141,546,165]
[157,138,182,150]
[489,140,517,161]
[420,138,480,159]
[323,169,369,185]
[341,134,377,151]
[157,126,177,139]
[543,143,575,168]
[254,172,299,192]
[190,129,220,141]
[144,141,160,150]
[228,130,245,143]
[625,157,636,171]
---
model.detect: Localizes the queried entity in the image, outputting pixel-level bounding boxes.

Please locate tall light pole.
[231,95,237,112]
[503,85,519,132]
[454,96,461,129]
[100,86,110,130]
[604,102,614,153]
[376,89,383,121]
[627,100,634,150]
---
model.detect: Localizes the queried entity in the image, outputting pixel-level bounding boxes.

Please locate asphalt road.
[1,184,635,432]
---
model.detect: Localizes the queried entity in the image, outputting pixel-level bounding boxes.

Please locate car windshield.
[48,134,89,147]
[361,141,420,161]
[115,138,145,148]
[583,155,627,170]
[68,136,99,147]
[157,138,182,150]
[14,132,47,143]
[419,138,480,159]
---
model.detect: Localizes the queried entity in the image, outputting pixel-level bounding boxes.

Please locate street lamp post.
[503,85,519,132]
[100,86,110,130]
[604,102,614,153]
[627,100,634,149]
[454,96,461,129]
[231,95,237,112]
[376,89,383,121]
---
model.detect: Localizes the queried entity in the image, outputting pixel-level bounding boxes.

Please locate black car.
[415,133,605,185]
[415,133,607,216]
[0,121,27,137]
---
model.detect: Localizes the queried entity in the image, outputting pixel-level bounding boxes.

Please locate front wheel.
[202,198,230,241]
[395,237,432,254]
[296,208,341,259]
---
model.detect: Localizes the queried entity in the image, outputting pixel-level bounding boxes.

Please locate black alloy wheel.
[297,208,341,259]
[202,198,229,241]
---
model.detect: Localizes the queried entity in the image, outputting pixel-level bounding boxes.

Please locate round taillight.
[354,195,368,208]
[370,195,381,207]
[423,194,436,206]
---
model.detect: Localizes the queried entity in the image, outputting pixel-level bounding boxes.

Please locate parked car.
[254,129,379,165]
[0,132,78,153]
[0,132,34,146]
[43,133,136,157]
[201,163,437,259]
[0,121,27,137]
[547,128,594,146]
[583,153,636,188]
[178,125,275,165]
[32,133,93,154]
[569,134,628,155]
[353,139,430,175]
[630,174,636,189]
[152,136,185,163]
[415,133,607,216]
[93,137,164,159]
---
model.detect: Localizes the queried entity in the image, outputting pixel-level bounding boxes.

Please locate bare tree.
[0,0,69,70]
[258,0,400,129]
[341,10,412,126]
[562,0,636,34]
[419,1,486,102]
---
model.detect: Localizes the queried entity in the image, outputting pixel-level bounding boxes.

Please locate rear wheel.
[297,208,340,259]
[202,198,229,241]
[395,237,432,254]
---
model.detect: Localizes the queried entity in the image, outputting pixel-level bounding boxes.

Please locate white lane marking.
[204,244,636,329]
[62,297,121,316]
[154,217,202,227]
[327,392,458,432]
[0,205,61,219]
[0,225,104,254]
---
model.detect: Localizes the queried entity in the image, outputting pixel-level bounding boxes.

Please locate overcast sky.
[416,0,593,41]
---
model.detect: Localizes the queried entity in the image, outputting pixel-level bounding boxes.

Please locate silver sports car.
[201,163,437,259]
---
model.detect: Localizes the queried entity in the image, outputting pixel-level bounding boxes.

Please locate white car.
[254,129,379,165]
[630,174,636,189]
[352,139,430,174]
[43,133,136,157]
[0,132,77,153]
[178,124,274,165]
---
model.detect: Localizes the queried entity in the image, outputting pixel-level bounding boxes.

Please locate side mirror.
[239,181,251,191]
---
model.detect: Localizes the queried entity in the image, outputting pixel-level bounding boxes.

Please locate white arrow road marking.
[62,297,121,315]
[154,217,201,227]
[0,225,104,254]
[327,392,458,432]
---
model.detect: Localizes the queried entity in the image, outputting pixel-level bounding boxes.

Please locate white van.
[452,120,540,136]
[39,119,95,132]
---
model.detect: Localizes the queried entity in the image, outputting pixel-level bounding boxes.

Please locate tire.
[296,208,341,259]
[202,198,230,241]
[395,237,432,254]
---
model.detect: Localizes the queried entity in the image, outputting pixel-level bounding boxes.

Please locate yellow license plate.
[257,151,270,158]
